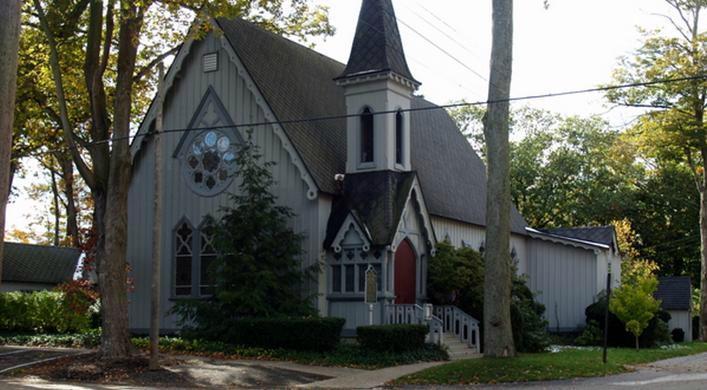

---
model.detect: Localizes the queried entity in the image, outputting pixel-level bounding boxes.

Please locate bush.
[0,291,94,333]
[575,320,603,346]
[182,317,344,352]
[357,324,428,352]
[0,328,101,348]
[672,328,685,342]
[511,278,551,352]
[577,295,671,348]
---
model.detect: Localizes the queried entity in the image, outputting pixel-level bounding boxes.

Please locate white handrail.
[434,305,481,353]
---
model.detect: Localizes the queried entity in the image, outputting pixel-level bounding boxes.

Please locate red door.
[394,240,416,304]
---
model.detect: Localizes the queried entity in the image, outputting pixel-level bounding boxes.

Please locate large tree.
[29,0,332,359]
[605,0,706,339]
[483,0,516,357]
[0,0,22,289]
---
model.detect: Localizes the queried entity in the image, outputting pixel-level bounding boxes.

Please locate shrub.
[671,328,685,343]
[181,317,344,352]
[575,320,603,346]
[578,295,671,348]
[0,291,94,334]
[511,277,551,352]
[357,324,428,352]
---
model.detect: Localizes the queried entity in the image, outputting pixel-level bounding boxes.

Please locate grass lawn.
[393,342,707,385]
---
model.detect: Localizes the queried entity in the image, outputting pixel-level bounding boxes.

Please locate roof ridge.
[4,241,81,252]
[215,17,345,68]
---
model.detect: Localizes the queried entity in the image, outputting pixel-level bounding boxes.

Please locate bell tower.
[335,0,420,174]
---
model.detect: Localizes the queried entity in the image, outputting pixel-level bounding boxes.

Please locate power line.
[406,6,483,62]
[18,75,707,158]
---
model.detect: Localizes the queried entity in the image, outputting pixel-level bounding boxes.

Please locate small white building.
[655,276,693,342]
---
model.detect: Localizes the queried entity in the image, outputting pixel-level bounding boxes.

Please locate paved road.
[0,346,82,375]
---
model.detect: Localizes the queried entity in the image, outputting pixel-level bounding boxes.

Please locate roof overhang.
[526,227,611,251]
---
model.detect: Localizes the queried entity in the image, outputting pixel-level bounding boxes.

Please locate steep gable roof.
[166,18,529,234]
[1,242,80,285]
[655,276,692,311]
[336,0,417,84]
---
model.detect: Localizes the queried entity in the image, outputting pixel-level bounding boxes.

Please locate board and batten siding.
[127,34,330,332]
[527,238,598,331]
[666,310,693,342]
[430,216,528,275]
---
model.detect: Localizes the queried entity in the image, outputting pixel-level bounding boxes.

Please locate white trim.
[218,35,319,201]
[391,176,437,255]
[526,227,610,251]
[331,213,372,253]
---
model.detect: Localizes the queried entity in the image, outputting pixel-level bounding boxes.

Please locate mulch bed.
[9,352,203,388]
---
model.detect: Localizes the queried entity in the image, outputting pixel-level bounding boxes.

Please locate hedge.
[357,324,428,352]
[185,317,345,352]
[0,291,92,333]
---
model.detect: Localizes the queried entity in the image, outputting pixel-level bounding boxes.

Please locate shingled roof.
[1,242,80,285]
[215,18,529,234]
[538,226,616,248]
[655,276,692,311]
[336,0,417,83]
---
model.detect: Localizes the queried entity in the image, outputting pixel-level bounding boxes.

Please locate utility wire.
[18,75,707,158]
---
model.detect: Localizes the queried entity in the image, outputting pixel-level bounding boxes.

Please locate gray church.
[127,0,621,348]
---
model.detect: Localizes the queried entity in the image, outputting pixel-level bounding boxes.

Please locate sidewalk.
[298,361,446,389]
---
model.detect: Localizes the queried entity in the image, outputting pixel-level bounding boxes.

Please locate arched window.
[395,110,404,165]
[360,107,374,163]
[199,222,217,296]
[174,221,194,296]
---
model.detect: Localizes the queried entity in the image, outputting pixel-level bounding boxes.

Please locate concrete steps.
[442,334,481,360]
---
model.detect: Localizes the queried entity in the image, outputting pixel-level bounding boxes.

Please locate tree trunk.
[700,154,707,341]
[482,0,516,358]
[50,168,61,246]
[635,335,639,351]
[98,0,145,360]
[0,0,22,289]
[60,155,80,247]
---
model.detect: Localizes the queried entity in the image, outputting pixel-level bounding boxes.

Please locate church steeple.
[336,0,419,87]
[337,0,417,174]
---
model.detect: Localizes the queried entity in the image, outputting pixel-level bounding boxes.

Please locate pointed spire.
[337,0,418,85]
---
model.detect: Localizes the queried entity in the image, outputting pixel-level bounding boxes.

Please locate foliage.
[0,328,102,348]
[356,324,428,352]
[427,241,483,319]
[511,277,551,353]
[173,132,316,335]
[183,317,344,352]
[0,291,94,333]
[393,342,707,385]
[130,336,447,369]
[427,243,549,353]
[672,328,686,342]
[577,294,671,348]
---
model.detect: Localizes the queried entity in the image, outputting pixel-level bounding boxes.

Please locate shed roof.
[538,226,616,248]
[655,276,692,311]
[1,242,80,285]
[215,18,529,234]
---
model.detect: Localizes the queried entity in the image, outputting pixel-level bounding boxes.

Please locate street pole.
[603,267,612,364]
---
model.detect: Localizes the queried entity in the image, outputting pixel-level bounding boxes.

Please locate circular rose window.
[183,130,237,196]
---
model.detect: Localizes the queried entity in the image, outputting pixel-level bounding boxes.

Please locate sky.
[4,0,701,241]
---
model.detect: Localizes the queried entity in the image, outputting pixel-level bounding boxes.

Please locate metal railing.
[434,305,481,353]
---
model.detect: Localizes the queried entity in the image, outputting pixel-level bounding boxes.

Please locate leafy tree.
[27,0,333,358]
[610,259,662,350]
[605,0,706,339]
[172,132,315,335]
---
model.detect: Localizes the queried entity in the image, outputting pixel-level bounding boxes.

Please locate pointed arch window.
[174,221,194,296]
[360,107,374,163]
[395,110,404,165]
[199,222,217,296]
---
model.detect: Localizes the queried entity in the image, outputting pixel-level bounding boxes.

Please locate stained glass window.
[175,222,193,296]
[183,130,237,195]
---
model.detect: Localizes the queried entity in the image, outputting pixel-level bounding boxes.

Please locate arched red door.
[394,240,416,304]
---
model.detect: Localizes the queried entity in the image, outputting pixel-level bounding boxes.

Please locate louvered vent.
[203,52,218,73]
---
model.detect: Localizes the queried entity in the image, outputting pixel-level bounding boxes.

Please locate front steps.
[443,334,481,360]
